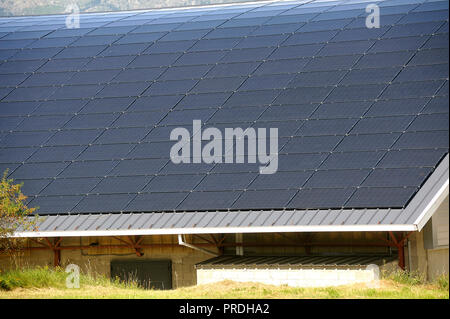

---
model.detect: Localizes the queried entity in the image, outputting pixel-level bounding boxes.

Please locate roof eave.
[11,154,449,238]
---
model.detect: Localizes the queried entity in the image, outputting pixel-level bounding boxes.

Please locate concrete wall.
[0,235,212,289]
[197,267,379,287]
[407,195,449,280]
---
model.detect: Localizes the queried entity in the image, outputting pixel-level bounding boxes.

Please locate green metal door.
[110,259,172,290]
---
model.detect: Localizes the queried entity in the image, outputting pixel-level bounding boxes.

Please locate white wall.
[197,267,379,287]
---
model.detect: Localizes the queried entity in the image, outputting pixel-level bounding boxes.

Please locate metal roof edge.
[10,153,449,238]
[12,222,417,238]
[406,153,449,231]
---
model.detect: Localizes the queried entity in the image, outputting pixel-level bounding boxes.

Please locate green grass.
[0,267,448,299]
[0,266,137,291]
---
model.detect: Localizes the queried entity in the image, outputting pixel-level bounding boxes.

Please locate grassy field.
[0,267,448,299]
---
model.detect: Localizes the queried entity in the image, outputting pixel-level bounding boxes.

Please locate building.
[0,0,448,288]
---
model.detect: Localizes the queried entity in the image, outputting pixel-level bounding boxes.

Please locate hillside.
[0,0,263,17]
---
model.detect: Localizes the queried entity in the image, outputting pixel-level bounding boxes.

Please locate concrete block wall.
[197,267,378,287]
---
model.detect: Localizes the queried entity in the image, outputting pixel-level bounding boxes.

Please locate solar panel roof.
[0,0,448,216]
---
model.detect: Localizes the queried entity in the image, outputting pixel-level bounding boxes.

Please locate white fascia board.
[408,154,449,232]
[414,179,449,231]
[12,223,417,238]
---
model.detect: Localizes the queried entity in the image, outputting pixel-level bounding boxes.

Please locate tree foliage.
[0,170,38,253]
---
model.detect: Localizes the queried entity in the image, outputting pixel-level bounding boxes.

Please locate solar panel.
[144,174,204,192]
[321,151,386,169]
[409,48,449,66]
[383,21,443,38]
[203,26,256,39]
[408,113,449,131]
[422,96,449,114]
[41,177,101,196]
[355,51,414,68]
[393,131,449,149]
[341,67,401,85]
[73,194,134,213]
[289,70,347,87]
[91,175,150,194]
[220,47,273,63]
[303,55,360,72]
[76,144,135,161]
[333,27,389,41]
[28,146,85,162]
[275,87,333,104]
[378,149,447,168]
[28,195,83,214]
[346,187,417,208]
[177,191,241,210]
[10,47,62,61]
[0,0,447,215]
[0,147,36,164]
[232,189,297,209]
[59,160,118,178]
[284,30,338,46]
[311,101,372,119]
[363,167,432,187]
[11,162,69,179]
[208,106,265,123]
[192,77,245,94]
[351,116,414,134]
[195,172,256,191]
[248,171,312,190]
[224,90,280,107]
[128,95,183,112]
[381,80,444,99]
[269,44,323,60]
[282,135,341,153]
[288,188,354,209]
[306,169,370,188]
[2,131,53,147]
[336,133,401,152]
[14,179,52,197]
[326,84,386,102]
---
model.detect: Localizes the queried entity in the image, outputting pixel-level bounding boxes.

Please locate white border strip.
[414,179,449,231]
[12,224,417,238]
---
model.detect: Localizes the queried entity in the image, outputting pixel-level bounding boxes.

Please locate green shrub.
[434,274,449,291]
[383,269,426,286]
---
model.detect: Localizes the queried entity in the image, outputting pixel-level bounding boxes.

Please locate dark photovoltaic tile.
[0,0,448,215]
[59,160,118,178]
[288,188,355,209]
[29,195,83,214]
[346,187,417,208]
[336,133,401,152]
[126,192,188,211]
[73,194,135,213]
[91,175,150,194]
[350,116,414,134]
[321,151,386,170]
[363,167,432,187]
[308,167,370,187]
[232,189,297,209]
[177,191,241,210]
[378,149,448,168]
[393,131,449,149]
[41,178,101,196]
